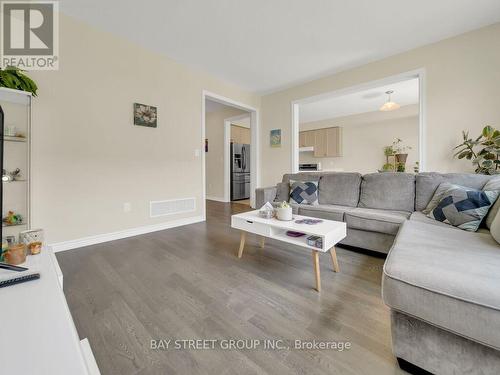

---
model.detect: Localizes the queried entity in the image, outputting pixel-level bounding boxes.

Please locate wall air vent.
[150,198,196,218]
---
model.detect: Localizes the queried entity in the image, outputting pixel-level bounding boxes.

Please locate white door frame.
[224,114,251,203]
[202,90,259,219]
[290,68,427,173]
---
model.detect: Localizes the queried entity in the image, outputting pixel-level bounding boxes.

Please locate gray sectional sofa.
[256,172,500,374]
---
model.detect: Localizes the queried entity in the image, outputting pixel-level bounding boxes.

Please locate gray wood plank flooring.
[56,201,406,375]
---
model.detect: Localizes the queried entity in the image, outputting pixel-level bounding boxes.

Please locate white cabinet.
[1,88,31,240]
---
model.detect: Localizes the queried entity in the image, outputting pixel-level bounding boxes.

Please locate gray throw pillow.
[275,182,290,202]
[289,180,319,205]
[483,177,500,229]
[427,183,499,232]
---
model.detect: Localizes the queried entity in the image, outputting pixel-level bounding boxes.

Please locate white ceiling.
[299,78,419,123]
[205,99,231,113]
[60,1,500,93]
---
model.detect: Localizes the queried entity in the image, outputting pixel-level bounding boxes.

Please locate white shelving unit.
[1,87,32,241]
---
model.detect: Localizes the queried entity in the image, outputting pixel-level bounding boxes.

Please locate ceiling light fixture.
[380,90,400,112]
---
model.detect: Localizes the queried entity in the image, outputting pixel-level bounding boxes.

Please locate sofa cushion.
[426,183,498,232]
[383,220,500,350]
[298,204,355,222]
[345,208,410,235]
[282,172,322,184]
[358,173,415,212]
[409,211,459,230]
[318,173,362,207]
[415,172,495,212]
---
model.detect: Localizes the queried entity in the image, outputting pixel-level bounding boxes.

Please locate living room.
[1,2,500,375]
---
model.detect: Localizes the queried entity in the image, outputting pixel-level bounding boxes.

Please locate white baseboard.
[206,196,227,202]
[50,215,205,252]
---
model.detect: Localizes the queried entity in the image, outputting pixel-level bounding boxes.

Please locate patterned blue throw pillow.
[427,183,499,231]
[289,180,319,205]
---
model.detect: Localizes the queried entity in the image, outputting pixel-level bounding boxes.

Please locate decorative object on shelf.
[4,125,17,136]
[1,238,8,261]
[275,201,293,221]
[3,211,23,226]
[286,231,305,237]
[28,242,42,255]
[4,236,16,246]
[2,168,21,182]
[3,243,26,265]
[259,202,274,219]
[0,66,38,96]
[380,90,400,112]
[133,103,157,128]
[295,218,323,225]
[306,235,323,249]
[454,125,500,175]
[270,129,281,148]
[20,229,44,255]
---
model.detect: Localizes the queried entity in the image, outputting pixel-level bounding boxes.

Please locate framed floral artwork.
[270,129,281,147]
[134,103,157,128]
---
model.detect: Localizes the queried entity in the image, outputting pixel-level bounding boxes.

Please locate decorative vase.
[395,153,408,164]
[275,207,293,221]
[4,244,26,265]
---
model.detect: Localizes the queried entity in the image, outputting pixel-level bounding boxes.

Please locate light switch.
[194,149,200,157]
[123,202,131,213]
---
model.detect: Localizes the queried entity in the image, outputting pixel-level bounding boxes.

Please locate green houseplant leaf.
[454,125,500,175]
[0,66,38,96]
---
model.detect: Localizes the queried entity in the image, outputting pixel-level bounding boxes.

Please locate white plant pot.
[275,207,293,221]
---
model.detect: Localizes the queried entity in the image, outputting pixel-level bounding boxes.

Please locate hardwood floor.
[56,201,405,375]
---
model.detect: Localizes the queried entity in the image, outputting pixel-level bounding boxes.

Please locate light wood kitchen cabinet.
[299,130,316,147]
[231,125,251,144]
[300,127,342,157]
[313,129,327,157]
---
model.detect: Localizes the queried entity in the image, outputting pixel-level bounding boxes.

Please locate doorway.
[202,91,259,217]
[224,114,252,205]
[290,69,426,174]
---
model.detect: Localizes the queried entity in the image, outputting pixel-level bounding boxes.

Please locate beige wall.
[299,105,419,174]
[29,14,260,244]
[205,107,247,199]
[261,23,500,186]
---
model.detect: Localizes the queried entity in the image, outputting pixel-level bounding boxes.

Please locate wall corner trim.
[50,215,205,252]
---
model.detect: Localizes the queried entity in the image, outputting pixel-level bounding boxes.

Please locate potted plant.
[275,201,293,221]
[0,66,38,96]
[454,125,500,175]
[392,138,412,164]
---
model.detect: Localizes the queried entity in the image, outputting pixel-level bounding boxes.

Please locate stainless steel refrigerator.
[230,143,250,201]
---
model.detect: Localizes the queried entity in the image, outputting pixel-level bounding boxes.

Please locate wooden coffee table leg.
[259,236,265,248]
[330,247,340,273]
[238,231,246,258]
[312,250,321,292]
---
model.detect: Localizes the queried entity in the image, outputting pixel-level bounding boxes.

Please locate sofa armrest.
[255,186,277,208]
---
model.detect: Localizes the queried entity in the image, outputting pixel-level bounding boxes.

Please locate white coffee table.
[231,210,347,292]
